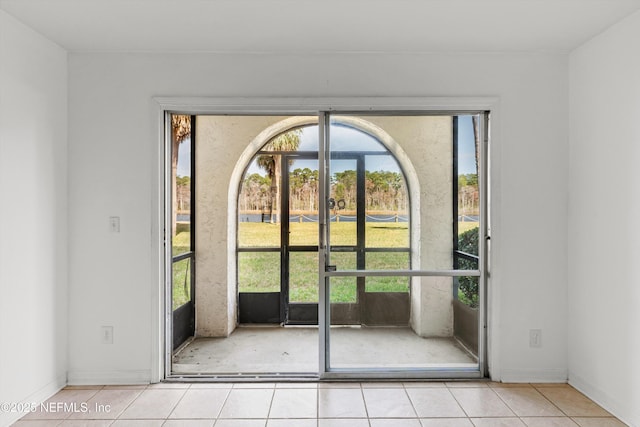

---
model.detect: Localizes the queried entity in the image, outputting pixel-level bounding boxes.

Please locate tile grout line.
[108,385,153,423]
[357,382,374,425]
[531,383,574,418]
[165,384,189,422]
[401,382,420,420]
[445,382,472,421]
[87,386,145,421]
[315,385,319,427]
[489,383,531,425]
[63,387,103,422]
[534,384,583,424]
[265,385,276,422]
[162,383,192,421]
[25,382,624,426]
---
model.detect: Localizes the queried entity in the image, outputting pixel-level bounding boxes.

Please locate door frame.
[320,111,489,379]
[282,152,320,324]
[171,115,196,351]
[153,96,499,382]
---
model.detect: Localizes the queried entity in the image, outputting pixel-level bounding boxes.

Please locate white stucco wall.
[0,10,68,427]
[569,9,640,427]
[66,52,568,384]
[196,115,290,336]
[359,116,453,336]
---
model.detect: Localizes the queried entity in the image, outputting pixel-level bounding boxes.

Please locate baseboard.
[569,372,639,427]
[67,370,151,385]
[500,367,568,383]
[0,373,66,427]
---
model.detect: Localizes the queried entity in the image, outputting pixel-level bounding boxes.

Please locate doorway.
[237,123,412,326]
[166,110,488,379]
[237,146,323,325]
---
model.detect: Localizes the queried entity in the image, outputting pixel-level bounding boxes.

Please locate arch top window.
[330,124,388,152]
[254,124,389,154]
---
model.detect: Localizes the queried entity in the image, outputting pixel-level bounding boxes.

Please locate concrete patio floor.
[172,326,477,375]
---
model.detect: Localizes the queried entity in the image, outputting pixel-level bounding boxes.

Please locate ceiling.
[2,0,640,53]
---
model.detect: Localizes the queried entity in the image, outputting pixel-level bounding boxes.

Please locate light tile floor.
[11,382,628,426]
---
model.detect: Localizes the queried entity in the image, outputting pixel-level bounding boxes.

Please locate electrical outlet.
[101,326,113,344]
[529,329,542,348]
[109,216,120,233]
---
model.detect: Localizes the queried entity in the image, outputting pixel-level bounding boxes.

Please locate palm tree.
[172,115,191,237]
[472,115,480,173]
[256,129,302,223]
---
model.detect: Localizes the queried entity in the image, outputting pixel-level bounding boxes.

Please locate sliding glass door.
[167,109,488,379]
[319,112,487,378]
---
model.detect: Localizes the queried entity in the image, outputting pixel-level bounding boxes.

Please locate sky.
[176,115,478,177]
[457,115,478,175]
[177,139,191,177]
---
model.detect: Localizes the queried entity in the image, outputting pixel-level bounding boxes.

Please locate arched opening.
[236,120,418,326]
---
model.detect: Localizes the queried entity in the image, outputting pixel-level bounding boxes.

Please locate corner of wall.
[0,9,69,424]
[567,8,640,427]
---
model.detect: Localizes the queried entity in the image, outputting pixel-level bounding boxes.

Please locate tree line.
[185,169,477,215]
[458,173,479,216]
[176,176,191,212]
[172,117,481,228]
[238,167,409,213]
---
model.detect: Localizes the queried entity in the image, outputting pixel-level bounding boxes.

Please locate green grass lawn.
[172,258,192,309]
[173,221,479,306]
[239,221,412,247]
[172,227,192,309]
[238,251,411,302]
[238,221,479,247]
[458,221,479,234]
[172,229,191,255]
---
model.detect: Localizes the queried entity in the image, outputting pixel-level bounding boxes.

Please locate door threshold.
[164,373,488,383]
[165,373,320,383]
[237,323,319,328]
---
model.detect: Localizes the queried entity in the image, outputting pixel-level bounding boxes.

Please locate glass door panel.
[238,252,280,293]
[454,116,481,310]
[289,252,318,303]
[328,277,477,370]
[329,251,359,324]
[327,155,362,325]
[286,156,320,323]
[238,155,282,248]
[329,159,358,246]
[288,157,319,246]
[170,114,195,352]
[364,154,409,249]
[323,113,485,377]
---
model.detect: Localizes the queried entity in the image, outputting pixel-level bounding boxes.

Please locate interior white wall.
[67,51,568,384]
[568,10,640,427]
[0,10,68,427]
